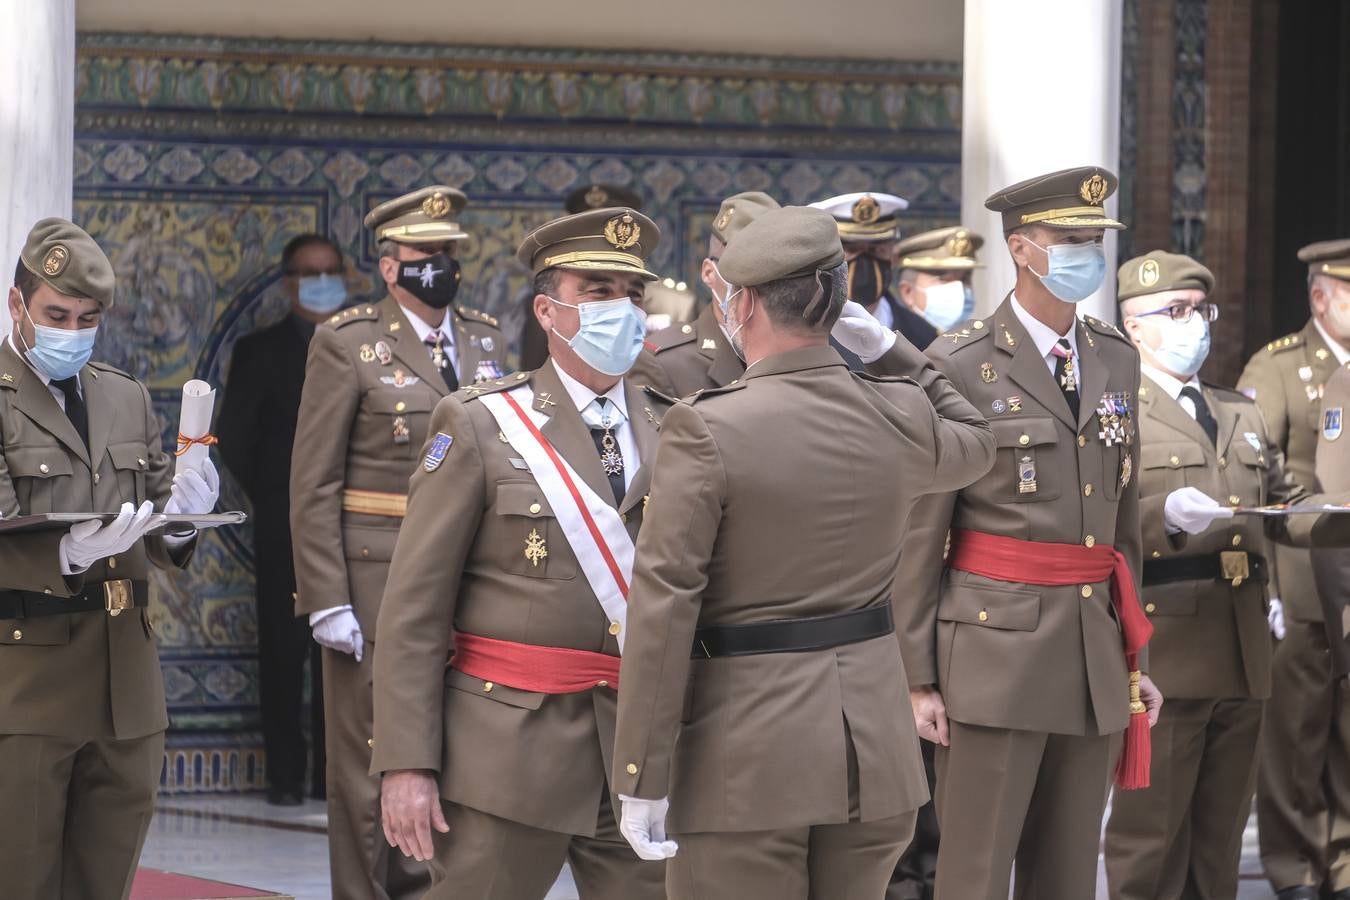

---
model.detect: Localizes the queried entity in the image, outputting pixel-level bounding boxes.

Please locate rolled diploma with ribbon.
[175,380,217,476]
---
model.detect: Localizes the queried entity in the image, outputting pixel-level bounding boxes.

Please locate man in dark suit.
[218,233,346,805]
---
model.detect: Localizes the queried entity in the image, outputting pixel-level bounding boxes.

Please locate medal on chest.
[1096,391,1134,447]
[1018,454,1038,494]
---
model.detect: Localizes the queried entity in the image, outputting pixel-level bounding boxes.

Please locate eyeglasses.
[1134,302,1219,324]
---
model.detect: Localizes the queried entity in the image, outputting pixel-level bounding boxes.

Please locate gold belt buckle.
[1220,551,1249,588]
[104,579,133,616]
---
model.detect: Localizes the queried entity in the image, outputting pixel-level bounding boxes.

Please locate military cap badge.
[43,245,70,276]
[604,213,642,250]
[1138,259,1160,288]
[851,195,881,224]
[1079,174,1109,205]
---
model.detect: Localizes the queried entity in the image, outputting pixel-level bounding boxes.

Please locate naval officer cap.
[1117,250,1214,302]
[710,192,781,246]
[516,207,661,281]
[810,192,908,243]
[985,165,1126,234]
[364,186,469,244]
[20,218,116,308]
[896,225,985,272]
[1298,239,1350,283]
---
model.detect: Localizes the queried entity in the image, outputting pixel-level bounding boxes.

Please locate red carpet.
[131,868,290,899]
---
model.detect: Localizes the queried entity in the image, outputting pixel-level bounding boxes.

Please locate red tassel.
[1114,670,1151,790]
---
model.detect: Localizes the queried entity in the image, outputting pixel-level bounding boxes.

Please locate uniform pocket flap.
[0,616,71,645]
[4,445,74,478]
[1141,443,1206,469]
[990,418,1058,449]
[936,584,1041,631]
[1232,443,1266,467]
[494,481,554,518]
[366,391,435,415]
[107,442,151,472]
[445,666,546,710]
[341,524,400,562]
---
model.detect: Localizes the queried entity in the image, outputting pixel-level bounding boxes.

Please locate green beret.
[19,218,116,308]
[1298,239,1350,283]
[711,192,780,246]
[516,207,661,280]
[718,206,844,288]
[1117,250,1214,302]
[985,165,1125,233]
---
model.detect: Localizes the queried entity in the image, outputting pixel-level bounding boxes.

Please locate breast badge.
[474,360,504,383]
[1120,454,1133,489]
[375,341,393,365]
[1018,455,1038,495]
[981,362,998,384]
[359,344,376,364]
[423,432,453,471]
[381,369,420,388]
[991,399,1007,415]
[1096,392,1133,447]
[392,415,410,445]
[1008,395,1023,413]
[524,528,549,568]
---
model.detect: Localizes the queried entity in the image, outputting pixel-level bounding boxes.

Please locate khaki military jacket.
[611,345,995,834]
[371,363,671,837]
[289,296,504,635]
[1137,376,1349,700]
[1237,320,1340,627]
[0,340,192,740]
[628,304,743,398]
[1313,362,1350,674]
[896,298,1144,737]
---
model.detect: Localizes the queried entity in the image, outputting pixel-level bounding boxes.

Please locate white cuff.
[309,604,354,627]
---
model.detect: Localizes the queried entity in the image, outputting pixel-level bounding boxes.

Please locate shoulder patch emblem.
[424,433,453,471]
[1325,408,1343,442]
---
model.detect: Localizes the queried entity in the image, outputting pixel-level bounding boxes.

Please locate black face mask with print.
[847,253,892,307]
[396,253,462,309]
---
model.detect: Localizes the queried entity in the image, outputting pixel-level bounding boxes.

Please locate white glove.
[59,501,164,574]
[165,457,220,517]
[830,300,897,364]
[1163,487,1234,535]
[1268,598,1286,640]
[311,606,364,661]
[618,795,678,861]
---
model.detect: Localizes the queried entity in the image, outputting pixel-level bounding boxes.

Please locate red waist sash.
[947,529,1153,790]
[449,632,620,694]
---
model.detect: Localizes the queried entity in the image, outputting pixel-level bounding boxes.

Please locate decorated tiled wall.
[73,32,962,791]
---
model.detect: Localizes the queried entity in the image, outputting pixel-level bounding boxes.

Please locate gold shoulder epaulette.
[455,304,500,329]
[1265,333,1302,354]
[328,304,380,328]
[455,370,529,402]
[687,379,748,403]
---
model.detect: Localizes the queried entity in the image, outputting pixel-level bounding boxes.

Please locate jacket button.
[361,548,370,558]
[626,763,639,775]
[1232,534,1242,546]
[137,458,146,467]
[1018,435,1030,446]
[977,610,989,622]
[108,557,117,570]
[1218,456,1227,468]
[93,473,101,484]
[11,630,21,641]
[1229,495,1240,505]
[1083,484,1093,497]
[529,503,541,514]
[395,402,406,413]
[597,680,609,688]
[1084,535,1095,548]
[1151,550,1161,558]
[367,738,375,749]
[1077,435,1087,448]
[38,463,49,474]
[1080,585,1094,599]
[1145,603,1157,614]
[43,588,53,595]
[609,622,622,636]
[483,681,494,692]
[1169,455,1180,466]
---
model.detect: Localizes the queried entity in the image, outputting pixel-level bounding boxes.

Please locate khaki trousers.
[1258,618,1350,892]
[668,813,915,900]
[0,730,163,900]
[425,792,666,900]
[322,644,430,900]
[933,720,1120,900]
[1104,697,1262,900]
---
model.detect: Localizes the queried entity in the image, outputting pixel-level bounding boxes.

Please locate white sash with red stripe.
[478,386,633,652]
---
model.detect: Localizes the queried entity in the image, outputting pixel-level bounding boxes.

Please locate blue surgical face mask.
[919,280,969,331]
[1023,237,1106,303]
[549,296,647,376]
[19,300,98,381]
[297,274,347,313]
[1150,314,1211,377]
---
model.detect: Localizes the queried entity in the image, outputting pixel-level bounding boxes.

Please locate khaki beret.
[1117,251,1214,302]
[565,183,643,215]
[896,226,985,272]
[516,207,660,280]
[1298,239,1350,282]
[364,186,469,244]
[718,206,844,287]
[985,166,1125,233]
[19,218,116,308]
[711,192,781,246]
[809,192,908,243]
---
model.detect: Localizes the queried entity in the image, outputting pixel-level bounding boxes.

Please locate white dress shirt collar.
[399,304,454,346]
[1140,363,1201,402]
[1010,293,1080,363]
[550,358,628,423]
[1313,319,1350,366]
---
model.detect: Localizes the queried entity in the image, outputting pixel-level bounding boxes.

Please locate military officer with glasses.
[1103,250,1350,900]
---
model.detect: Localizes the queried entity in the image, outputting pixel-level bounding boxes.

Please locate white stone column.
[0,0,75,336]
[961,0,1124,323]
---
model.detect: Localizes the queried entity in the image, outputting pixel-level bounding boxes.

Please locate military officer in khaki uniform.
[1238,238,1350,899]
[372,206,670,900]
[629,191,779,397]
[1104,250,1350,900]
[610,206,996,900]
[895,225,983,334]
[0,219,215,899]
[1314,362,1350,681]
[290,186,506,900]
[896,166,1164,900]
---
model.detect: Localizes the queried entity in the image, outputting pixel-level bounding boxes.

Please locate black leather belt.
[692,603,894,659]
[1142,552,1268,588]
[0,579,148,619]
